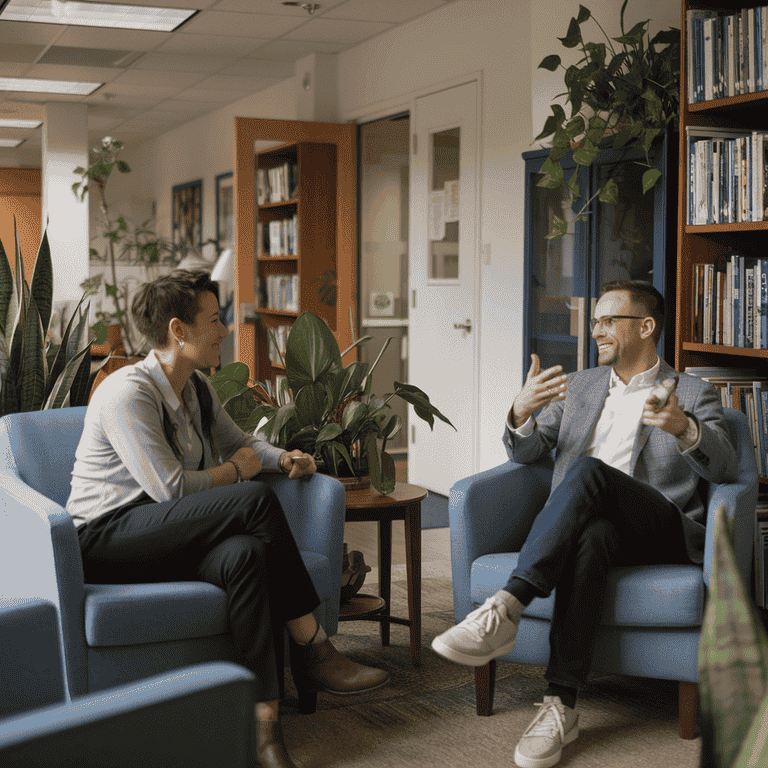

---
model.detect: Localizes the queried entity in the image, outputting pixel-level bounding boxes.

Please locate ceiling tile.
[179,10,304,38]
[174,86,252,102]
[248,38,342,60]
[214,0,347,12]
[0,62,30,76]
[192,73,271,91]
[25,64,121,83]
[55,26,168,51]
[152,98,221,112]
[88,116,122,131]
[113,0,218,7]
[325,0,447,24]
[39,46,133,67]
[217,58,294,78]
[131,52,236,73]
[285,17,393,43]
[0,43,46,63]
[99,83,179,99]
[157,33,268,57]
[111,70,206,88]
[0,20,62,45]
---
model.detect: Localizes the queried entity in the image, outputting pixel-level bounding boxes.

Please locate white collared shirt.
[510,358,701,475]
[66,350,284,527]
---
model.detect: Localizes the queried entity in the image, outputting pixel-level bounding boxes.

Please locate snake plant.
[0,221,107,415]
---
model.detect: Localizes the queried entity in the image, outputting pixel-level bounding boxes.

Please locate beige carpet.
[279,577,701,768]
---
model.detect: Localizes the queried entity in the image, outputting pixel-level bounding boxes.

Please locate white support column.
[295,52,339,121]
[42,102,89,305]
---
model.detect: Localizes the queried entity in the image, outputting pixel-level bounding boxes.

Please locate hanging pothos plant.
[535,0,680,238]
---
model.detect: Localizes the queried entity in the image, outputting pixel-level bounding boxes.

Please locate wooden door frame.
[233,117,357,379]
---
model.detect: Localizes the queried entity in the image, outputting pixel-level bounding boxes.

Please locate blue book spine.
[761,259,768,349]
[734,254,742,346]
[762,387,768,475]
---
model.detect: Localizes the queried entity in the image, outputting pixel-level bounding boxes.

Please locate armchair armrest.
[0,477,88,698]
[449,459,553,622]
[259,472,346,633]
[0,662,255,768]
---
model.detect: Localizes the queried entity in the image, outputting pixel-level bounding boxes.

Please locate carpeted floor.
[280,578,701,767]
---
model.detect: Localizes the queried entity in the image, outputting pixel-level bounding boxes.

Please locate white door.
[408,81,480,496]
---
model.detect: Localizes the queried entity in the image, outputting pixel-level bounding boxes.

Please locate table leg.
[404,501,422,665]
[378,518,392,647]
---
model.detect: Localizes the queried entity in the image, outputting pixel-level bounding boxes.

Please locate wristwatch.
[280,454,291,474]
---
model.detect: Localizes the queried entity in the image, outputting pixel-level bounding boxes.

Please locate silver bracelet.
[227,459,242,483]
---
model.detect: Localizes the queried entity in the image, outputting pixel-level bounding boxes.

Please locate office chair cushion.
[471,554,705,628]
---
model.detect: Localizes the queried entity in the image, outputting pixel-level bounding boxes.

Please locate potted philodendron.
[0,221,109,415]
[209,311,455,495]
[535,0,680,238]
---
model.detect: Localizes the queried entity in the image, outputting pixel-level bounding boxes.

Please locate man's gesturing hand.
[511,353,568,429]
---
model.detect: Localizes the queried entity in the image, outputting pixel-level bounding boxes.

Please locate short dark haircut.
[600,279,665,343]
[132,269,219,348]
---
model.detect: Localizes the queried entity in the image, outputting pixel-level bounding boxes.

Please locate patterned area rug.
[280,578,701,768]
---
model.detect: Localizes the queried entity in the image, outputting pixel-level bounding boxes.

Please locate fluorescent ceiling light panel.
[0,138,24,147]
[0,1,197,32]
[0,77,102,94]
[0,118,43,128]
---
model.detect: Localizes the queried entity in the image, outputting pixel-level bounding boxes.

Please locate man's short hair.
[132,269,219,348]
[600,279,665,343]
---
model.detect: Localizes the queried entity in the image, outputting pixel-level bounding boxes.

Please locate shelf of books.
[253,140,337,384]
[679,1,768,597]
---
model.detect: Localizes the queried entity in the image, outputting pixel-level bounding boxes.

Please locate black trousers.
[505,457,692,691]
[77,481,321,702]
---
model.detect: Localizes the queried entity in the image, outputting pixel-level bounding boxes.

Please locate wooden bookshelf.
[233,118,357,385]
[677,1,768,487]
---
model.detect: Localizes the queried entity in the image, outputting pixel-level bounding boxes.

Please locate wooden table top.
[344,482,428,510]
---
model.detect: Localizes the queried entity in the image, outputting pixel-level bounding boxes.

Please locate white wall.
[91,0,682,475]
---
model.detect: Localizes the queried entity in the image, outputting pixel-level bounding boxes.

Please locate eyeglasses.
[590,315,646,332]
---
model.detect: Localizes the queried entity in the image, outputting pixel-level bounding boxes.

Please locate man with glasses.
[432,280,737,768]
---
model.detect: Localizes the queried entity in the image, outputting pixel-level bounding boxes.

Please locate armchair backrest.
[0,408,87,508]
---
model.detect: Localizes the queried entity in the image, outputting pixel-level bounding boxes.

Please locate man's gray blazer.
[503,358,738,563]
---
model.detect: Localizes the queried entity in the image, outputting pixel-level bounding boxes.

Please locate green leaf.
[393,381,455,430]
[211,361,251,387]
[538,55,561,72]
[321,440,355,477]
[44,344,90,409]
[92,320,109,345]
[66,346,92,407]
[284,312,343,392]
[567,170,580,199]
[294,381,329,427]
[30,227,53,337]
[316,422,343,444]
[365,433,395,495]
[545,215,569,240]
[611,124,635,150]
[576,4,590,24]
[698,506,768,768]
[537,156,565,189]
[17,293,47,412]
[598,178,619,205]
[0,230,15,338]
[614,19,649,47]
[116,160,131,173]
[223,389,259,431]
[559,16,583,49]
[734,689,768,767]
[341,400,368,436]
[572,137,600,167]
[642,167,662,194]
[382,414,402,440]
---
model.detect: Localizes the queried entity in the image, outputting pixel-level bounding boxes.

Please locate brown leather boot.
[290,638,390,714]
[253,719,298,768]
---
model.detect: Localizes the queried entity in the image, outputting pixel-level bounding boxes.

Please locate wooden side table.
[339,482,428,666]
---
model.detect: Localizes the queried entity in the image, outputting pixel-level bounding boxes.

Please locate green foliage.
[535,0,680,237]
[698,506,768,768]
[209,311,455,495]
[73,137,178,356]
[0,221,108,416]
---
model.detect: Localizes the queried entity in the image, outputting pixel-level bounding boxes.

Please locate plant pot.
[323,473,371,491]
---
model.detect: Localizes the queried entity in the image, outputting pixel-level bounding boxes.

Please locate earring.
[178,338,184,349]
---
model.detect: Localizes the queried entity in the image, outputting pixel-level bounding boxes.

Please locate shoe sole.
[513,726,579,768]
[430,635,518,667]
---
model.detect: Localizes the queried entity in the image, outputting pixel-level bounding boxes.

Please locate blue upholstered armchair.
[448,407,758,739]
[0,407,346,698]
[0,598,255,767]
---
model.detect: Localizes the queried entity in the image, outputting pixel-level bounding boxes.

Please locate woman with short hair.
[66,269,388,768]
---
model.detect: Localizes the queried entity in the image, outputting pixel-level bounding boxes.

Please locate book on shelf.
[267,324,292,365]
[685,367,768,479]
[690,256,768,348]
[685,126,768,224]
[263,274,299,312]
[687,6,768,103]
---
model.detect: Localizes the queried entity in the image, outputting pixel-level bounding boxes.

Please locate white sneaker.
[514,696,579,768]
[431,595,520,666]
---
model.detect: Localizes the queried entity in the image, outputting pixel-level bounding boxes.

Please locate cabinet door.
[523,153,589,377]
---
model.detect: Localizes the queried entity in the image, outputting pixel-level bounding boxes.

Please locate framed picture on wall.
[215,172,234,252]
[172,179,202,256]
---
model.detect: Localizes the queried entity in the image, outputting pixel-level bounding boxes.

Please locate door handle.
[453,319,472,333]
